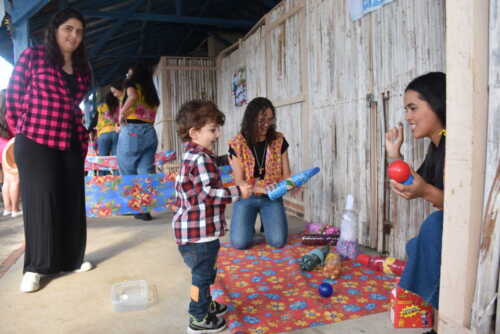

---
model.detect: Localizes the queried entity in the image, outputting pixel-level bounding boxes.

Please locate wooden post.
[440,0,489,333]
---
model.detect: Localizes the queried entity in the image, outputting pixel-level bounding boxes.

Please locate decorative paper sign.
[232,67,247,106]
[349,0,396,20]
[85,165,234,217]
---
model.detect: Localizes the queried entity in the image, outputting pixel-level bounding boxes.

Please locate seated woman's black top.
[417,136,446,190]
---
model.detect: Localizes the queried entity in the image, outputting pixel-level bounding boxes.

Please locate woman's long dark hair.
[104,91,119,118]
[45,8,89,73]
[240,97,277,146]
[126,64,160,107]
[405,72,446,127]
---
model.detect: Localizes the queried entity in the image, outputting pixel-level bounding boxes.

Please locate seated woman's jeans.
[399,210,443,309]
[230,195,288,249]
[117,123,158,175]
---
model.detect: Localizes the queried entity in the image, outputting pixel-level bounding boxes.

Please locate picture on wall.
[232,67,247,106]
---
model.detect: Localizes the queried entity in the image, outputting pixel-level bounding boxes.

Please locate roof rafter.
[89,0,145,58]
[80,10,255,29]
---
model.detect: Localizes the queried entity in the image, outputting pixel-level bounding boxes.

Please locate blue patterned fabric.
[85,166,234,217]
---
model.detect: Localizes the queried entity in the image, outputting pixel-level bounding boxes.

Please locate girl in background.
[116,64,160,221]
[0,89,21,217]
[93,84,122,174]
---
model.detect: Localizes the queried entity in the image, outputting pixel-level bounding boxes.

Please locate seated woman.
[228,97,292,249]
[385,72,446,334]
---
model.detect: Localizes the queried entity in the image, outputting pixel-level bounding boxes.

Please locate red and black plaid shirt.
[6,45,91,155]
[173,142,241,245]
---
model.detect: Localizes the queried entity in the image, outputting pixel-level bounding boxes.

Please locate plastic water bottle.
[336,194,359,259]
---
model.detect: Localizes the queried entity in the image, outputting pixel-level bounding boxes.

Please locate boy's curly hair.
[176,100,225,142]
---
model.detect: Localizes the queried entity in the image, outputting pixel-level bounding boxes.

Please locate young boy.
[173,100,252,334]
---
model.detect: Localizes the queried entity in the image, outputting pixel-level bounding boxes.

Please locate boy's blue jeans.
[117,123,158,175]
[230,195,288,249]
[178,239,220,321]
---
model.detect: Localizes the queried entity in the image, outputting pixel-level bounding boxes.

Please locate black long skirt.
[15,134,87,274]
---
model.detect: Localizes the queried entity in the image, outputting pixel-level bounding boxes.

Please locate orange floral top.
[228,132,285,189]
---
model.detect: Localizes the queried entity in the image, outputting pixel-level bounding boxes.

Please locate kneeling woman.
[386,72,446,334]
[228,97,292,249]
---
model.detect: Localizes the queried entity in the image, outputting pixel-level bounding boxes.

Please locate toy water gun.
[356,254,406,276]
[298,245,330,271]
[268,167,320,200]
[388,160,413,185]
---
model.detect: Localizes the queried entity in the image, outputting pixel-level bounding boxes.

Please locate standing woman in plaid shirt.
[5,8,93,293]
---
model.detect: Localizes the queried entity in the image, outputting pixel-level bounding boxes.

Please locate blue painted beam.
[80,10,255,29]
[58,0,68,10]
[97,61,126,86]
[11,18,29,61]
[78,0,127,11]
[261,0,278,9]
[0,28,13,64]
[176,0,182,16]
[89,0,145,58]
[95,53,166,59]
[207,32,231,47]
[7,0,49,25]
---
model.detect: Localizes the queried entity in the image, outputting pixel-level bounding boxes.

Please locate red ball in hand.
[388,160,411,183]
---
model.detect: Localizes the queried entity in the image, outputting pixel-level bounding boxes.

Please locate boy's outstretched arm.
[195,154,241,204]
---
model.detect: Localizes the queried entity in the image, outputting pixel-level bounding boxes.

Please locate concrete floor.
[0,210,425,334]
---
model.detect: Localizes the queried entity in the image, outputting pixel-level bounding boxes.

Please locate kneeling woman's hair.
[240,97,277,146]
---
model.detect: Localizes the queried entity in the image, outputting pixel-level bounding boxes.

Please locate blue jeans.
[399,210,443,309]
[230,195,288,249]
[178,239,220,321]
[97,131,118,156]
[117,123,158,175]
[97,131,118,175]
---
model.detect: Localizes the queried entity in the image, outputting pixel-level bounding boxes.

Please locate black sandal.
[423,330,437,334]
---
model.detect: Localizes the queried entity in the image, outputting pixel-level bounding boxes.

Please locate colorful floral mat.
[213,235,396,334]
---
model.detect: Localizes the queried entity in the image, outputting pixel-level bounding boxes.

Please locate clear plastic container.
[111,280,149,312]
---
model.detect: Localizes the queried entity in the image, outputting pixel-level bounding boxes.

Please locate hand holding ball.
[387,160,413,185]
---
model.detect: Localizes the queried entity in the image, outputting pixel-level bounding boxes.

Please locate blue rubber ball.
[318,282,333,297]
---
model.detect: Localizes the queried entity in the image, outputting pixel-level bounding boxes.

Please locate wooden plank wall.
[216,0,445,257]
[154,57,217,163]
[470,1,500,332]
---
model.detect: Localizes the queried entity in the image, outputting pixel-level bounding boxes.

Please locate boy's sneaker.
[188,313,226,334]
[209,300,228,316]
